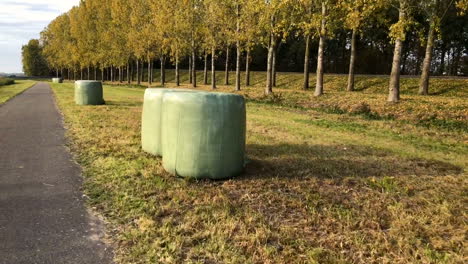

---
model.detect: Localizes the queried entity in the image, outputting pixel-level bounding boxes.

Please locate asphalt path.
[0,83,113,264]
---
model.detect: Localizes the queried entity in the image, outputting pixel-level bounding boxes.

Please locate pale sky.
[0,0,79,73]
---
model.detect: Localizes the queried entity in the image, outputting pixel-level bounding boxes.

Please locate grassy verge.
[0,80,36,104]
[51,80,467,264]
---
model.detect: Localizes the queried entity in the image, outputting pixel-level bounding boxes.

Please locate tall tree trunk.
[452,47,461,75]
[203,52,208,85]
[235,2,241,91]
[439,46,446,75]
[101,68,104,81]
[111,66,114,82]
[212,46,216,89]
[148,58,152,86]
[272,48,277,87]
[161,56,166,86]
[245,49,251,86]
[175,54,180,86]
[140,61,144,83]
[94,67,97,80]
[303,34,311,90]
[419,18,436,95]
[136,60,140,85]
[388,6,406,103]
[192,50,197,88]
[265,35,276,95]
[315,2,326,97]
[347,29,357,92]
[127,62,130,84]
[189,56,192,83]
[225,46,230,85]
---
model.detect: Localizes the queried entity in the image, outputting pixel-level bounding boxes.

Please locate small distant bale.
[52,78,63,83]
[74,80,104,105]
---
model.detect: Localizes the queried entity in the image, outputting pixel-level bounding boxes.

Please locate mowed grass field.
[50,72,467,264]
[0,80,36,104]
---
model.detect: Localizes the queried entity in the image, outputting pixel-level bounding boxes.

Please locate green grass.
[0,80,36,104]
[50,74,467,264]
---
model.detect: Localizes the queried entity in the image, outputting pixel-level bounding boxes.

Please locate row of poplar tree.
[39,0,468,102]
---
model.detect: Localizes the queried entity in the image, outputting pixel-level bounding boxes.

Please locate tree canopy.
[35,0,468,99]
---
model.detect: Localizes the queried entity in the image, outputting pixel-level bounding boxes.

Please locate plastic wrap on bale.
[74,80,104,105]
[161,92,246,180]
[52,78,63,83]
[141,88,200,156]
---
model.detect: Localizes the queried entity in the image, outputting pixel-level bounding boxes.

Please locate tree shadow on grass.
[241,143,463,180]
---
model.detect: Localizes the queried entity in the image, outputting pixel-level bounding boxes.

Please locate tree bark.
[161,56,166,86]
[439,46,445,75]
[388,6,406,103]
[211,46,216,89]
[81,69,83,80]
[245,49,251,86]
[150,61,153,84]
[235,3,241,91]
[87,67,90,80]
[175,54,180,86]
[147,59,152,85]
[272,48,277,87]
[315,2,326,97]
[419,18,436,95]
[140,61,144,83]
[225,46,230,85]
[347,29,357,92]
[265,34,276,95]
[192,50,197,88]
[303,34,311,90]
[136,60,140,85]
[101,68,104,82]
[189,56,192,83]
[127,62,130,84]
[203,52,208,85]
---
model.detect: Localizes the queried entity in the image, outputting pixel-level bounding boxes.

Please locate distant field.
[0,80,36,104]
[50,74,467,263]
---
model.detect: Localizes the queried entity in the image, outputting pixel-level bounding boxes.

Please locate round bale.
[52,78,63,83]
[161,92,246,180]
[74,80,104,105]
[141,88,200,156]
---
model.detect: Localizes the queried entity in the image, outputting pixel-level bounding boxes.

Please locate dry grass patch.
[51,79,467,264]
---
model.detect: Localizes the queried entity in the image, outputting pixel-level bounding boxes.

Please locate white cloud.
[0,0,79,73]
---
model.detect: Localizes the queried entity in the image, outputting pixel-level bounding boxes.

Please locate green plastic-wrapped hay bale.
[52,78,63,83]
[161,92,246,179]
[141,88,198,156]
[74,80,104,105]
